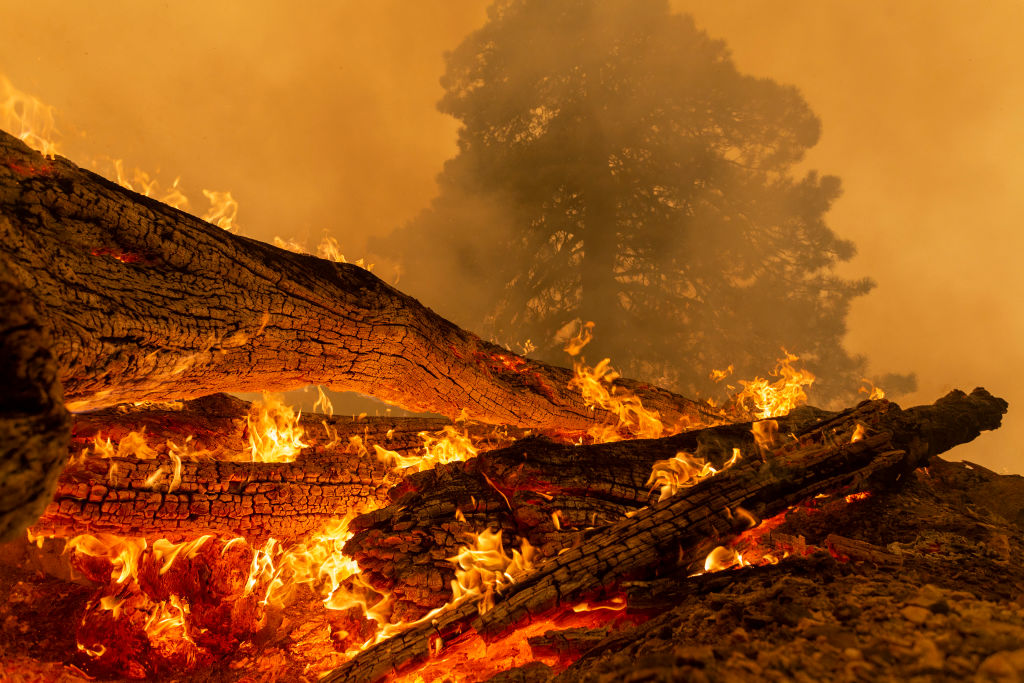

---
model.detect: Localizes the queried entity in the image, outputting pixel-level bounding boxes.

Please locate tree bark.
[344,405,832,620]
[31,444,393,543]
[0,131,719,434]
[0,278,70,542]
[322,389,1006,683]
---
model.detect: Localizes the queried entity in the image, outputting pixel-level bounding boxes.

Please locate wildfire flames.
[2,75,897,682]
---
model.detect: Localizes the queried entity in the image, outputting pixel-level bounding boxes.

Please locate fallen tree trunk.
[0,279,70,542]
[0,131,717,432]
[323,388,1007,682]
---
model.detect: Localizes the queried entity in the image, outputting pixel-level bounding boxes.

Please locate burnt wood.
[323,389,1007,682]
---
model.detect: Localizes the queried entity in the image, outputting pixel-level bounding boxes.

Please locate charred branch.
[323,389,1007,682]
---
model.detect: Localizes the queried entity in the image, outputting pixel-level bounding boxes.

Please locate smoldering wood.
[322,389,1006,683]
[344,405,833,621]
[33,448,394,543]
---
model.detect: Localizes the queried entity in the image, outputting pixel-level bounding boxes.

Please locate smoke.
[2,1,1020,471]
[673,0,1024,473]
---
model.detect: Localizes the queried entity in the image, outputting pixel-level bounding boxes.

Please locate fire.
[564,322,664,442]
[709,365,734,383]
[272,233,376,270]
[860,379,886,400]
[851,422,867,443]
[241,516,381,615]
[66,534,148,585]
[142,595,193,645]
[734,350,815,419]
[374,424,480,474]
[246,393,307,463]
[0,74,60,157]
[201,189,239,232]
[703,545,746,572]
[78,429,158,461]
[449,528,536,615]
[646,448,742,502]
[752,419,779,452]
[109,159,190,209]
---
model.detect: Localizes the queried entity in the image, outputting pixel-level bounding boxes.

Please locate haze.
[1,0,1019,472]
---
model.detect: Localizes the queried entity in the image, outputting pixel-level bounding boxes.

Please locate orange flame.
[246,393,307,463]
[734,351,815,419]
[449,528,536,615]
[859,379,886,400]
[201,189,239,232]
[0,74,60,157]
[646,448,742,502]
[374,425,480,474]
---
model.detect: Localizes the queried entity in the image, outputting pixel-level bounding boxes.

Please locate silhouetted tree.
[379,0,904,402]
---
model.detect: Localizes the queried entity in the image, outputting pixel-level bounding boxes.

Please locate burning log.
[32,393,523,542]
[344,406,832,620]
[323,388,1006,682]
[31,446,392,543]
[0,130,718,428]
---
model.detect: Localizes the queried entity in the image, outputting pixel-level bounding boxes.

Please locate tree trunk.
[322,388,1006,682]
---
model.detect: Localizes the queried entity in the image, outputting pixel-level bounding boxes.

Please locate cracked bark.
[31,394,523,542]
[344,406,833,621]
[0,278,70,542]
[323,389,1007,683]
[0,131,718,433]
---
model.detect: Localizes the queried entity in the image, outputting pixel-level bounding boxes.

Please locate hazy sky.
[1,1,1020,472]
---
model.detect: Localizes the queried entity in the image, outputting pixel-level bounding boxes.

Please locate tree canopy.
[377,0,907,403]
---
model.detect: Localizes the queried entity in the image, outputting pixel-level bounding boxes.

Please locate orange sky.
[1,1,1020,472]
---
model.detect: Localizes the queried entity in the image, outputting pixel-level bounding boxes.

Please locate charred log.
[32,446,392,543]
[0,131,718,435]
[32,394,521,542]
[344,405,832,620]
[324,389,1007,682]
